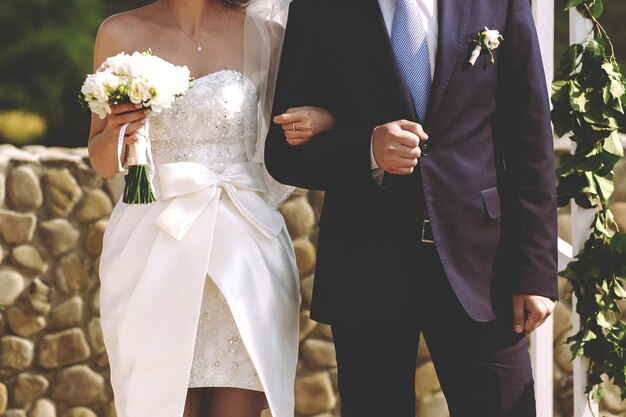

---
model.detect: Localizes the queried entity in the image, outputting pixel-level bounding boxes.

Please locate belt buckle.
[421,219,435,244]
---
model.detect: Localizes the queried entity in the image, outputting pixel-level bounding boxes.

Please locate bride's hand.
[273,106,335,146]
[104,103,149,145]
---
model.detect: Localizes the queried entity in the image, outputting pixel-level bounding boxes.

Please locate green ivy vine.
[552,0,626,402]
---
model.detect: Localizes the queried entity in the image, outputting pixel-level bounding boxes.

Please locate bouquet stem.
[123,165,156,204]
[122,123,156,204]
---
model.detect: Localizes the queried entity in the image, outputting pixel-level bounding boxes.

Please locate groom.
[266,0,557,416]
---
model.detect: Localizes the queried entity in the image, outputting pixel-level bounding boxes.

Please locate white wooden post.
[569,7,598,417]
[530,2,555,416]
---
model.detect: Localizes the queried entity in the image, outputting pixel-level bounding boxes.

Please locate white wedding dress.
[99,70,300,417]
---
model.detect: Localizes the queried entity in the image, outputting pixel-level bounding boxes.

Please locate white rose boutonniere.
[469,27,504,66]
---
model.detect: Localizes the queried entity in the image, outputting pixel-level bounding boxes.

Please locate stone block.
[301,275,314,308]
[0,268,25,307]
[279,197,315,240]
[28,398,56,417]
[6,307,46,337]
[39,219,80,256]
[89,287,100,317]
[294,372,337,415]
[416,391,449,417]
[27,279,51,316]
[0,210,36,245]
[414,361,440,399]
[75,190,112,223]
[61,408,96,417]
[43,169,82,218]
[554,341,573,373]
[299,310,317,341]
[7,166,42,211]
[38,328,91,369]
[14,373,49,407]
[418,333,431,360]
[0,383,7,414]
[49,297,84,329]
[51,365,108,406]
[55,253,93,295]
[318,324,333,341]
[86,318,105,355]
[293,238,316,274]
[300,339,337,369]
[85,220,107,256]
[11,245,47,275]
[0,336,34,371]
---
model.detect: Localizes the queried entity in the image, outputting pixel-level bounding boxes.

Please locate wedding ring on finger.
[292,122,297,132]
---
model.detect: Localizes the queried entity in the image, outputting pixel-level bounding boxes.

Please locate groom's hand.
[512,294,556,334]
[372,120,428,175]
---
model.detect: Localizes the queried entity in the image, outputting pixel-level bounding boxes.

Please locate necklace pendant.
[196,44,202,52]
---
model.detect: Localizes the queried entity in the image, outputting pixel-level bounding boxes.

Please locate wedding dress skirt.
[99,71,299,417]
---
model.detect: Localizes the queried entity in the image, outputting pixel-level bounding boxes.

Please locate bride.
[86,1,334,417]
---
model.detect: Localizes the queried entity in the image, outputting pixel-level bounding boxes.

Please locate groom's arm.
[265,0,375,191]
[497,0,558,300]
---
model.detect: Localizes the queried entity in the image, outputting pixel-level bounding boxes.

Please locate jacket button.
[420,143,430,157]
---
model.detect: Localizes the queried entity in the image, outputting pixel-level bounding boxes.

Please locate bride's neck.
[164,0,226,34]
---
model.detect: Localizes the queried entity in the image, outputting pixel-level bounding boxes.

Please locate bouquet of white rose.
[81,50,191,204]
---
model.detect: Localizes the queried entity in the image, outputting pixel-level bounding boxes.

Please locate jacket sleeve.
[264,0,376,192]
[497,0,558,299]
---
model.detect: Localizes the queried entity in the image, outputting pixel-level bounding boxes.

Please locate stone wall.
[0,144,624,417]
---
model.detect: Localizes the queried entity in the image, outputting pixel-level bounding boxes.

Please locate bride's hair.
[224,0,252,7]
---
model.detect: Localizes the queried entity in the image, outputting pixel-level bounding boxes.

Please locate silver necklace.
[166,0,227,52]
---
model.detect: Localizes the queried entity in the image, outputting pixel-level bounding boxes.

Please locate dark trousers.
[331,244,536,417]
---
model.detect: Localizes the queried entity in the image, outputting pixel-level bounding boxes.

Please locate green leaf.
[613,280,626,298]
[565,0,584,10]
[597,312,612,329]
[583,329,598,342]
[571,90,590,112]
[558,43,584,75]
[584,39,606,60]
[603,131,624,157]
[611,233,626,254]
[611,79,626,100]
[590,0,604,18]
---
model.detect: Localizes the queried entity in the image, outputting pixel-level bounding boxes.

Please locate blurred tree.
[0,0,148,148]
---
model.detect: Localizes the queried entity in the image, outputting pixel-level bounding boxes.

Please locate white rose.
[129,78,153,105]
[483,27,501,49]
[103,52,131,75]
[97,69,120,92]
[89,100,111,119]
[81,74,108,103]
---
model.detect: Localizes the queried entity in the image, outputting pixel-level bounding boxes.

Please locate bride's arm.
[273,106,335,146]
[87,16,148,179]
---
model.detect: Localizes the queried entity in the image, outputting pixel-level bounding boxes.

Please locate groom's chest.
[323,0,510,126]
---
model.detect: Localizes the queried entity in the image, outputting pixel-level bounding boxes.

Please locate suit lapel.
[425,0,472,128]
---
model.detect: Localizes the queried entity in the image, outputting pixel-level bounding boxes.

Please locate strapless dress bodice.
[150,70,258,174]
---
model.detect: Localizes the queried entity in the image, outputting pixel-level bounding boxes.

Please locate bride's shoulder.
[95,3,162,64]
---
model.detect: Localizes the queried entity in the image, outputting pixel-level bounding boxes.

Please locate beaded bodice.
[150,70,258,174]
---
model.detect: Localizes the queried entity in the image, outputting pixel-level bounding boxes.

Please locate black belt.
[421,219,434,244]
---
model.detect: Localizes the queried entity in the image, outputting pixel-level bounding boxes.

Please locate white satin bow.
[154,162,284,241]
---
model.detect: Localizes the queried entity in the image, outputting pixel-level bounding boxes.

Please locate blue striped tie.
[391,0,431,122]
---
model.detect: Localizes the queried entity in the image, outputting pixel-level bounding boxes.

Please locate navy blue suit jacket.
[265,0,558,323]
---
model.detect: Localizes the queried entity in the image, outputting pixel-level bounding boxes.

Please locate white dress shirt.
[371,0,438,175]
